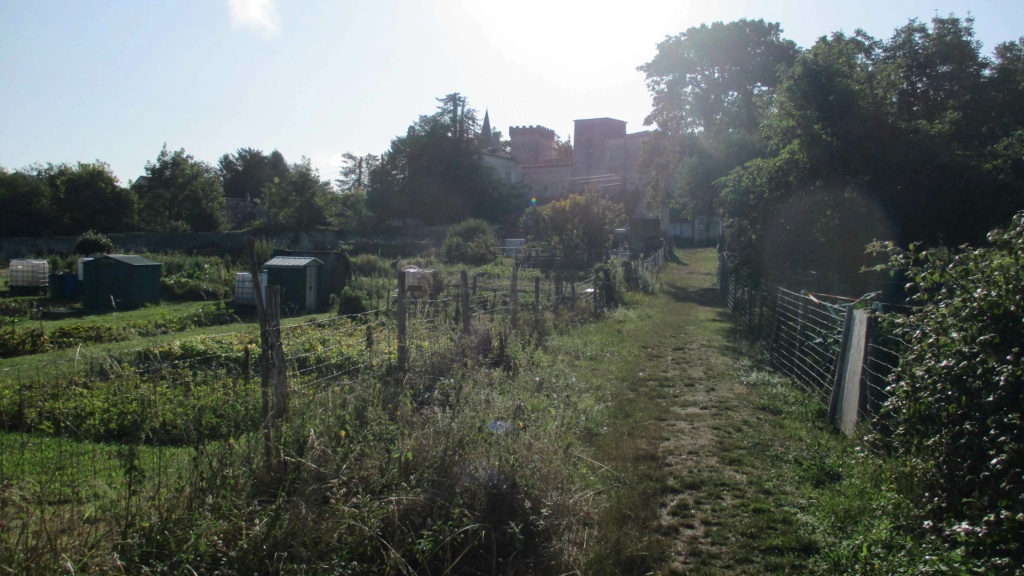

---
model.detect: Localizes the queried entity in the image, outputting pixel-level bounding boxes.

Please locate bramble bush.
[871,211,1024,571]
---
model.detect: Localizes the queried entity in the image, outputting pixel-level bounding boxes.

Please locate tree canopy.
[641,15,1024,280]
[137,146,226,233]
[218,148,289,204]
[266,158,337,233]
[367,93,527,226]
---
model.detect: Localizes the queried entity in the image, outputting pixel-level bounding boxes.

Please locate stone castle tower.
[508,125,556,165]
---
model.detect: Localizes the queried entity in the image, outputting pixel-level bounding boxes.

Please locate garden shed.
[262,256,323,314]
[271,249,349,310]
[81,254,162,311]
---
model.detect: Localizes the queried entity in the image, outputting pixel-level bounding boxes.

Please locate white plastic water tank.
[235,272,255,305]
[9,259,49,287]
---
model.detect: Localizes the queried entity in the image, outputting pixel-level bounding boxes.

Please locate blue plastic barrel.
[64,273,78,299]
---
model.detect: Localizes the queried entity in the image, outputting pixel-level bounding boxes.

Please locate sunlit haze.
[2,0,1022,184]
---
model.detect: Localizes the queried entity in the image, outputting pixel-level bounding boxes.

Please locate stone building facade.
[483,115,654,215]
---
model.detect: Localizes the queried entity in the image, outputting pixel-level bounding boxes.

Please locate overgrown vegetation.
[0,302,239,359]
[1,253,666,574]
[441,218,498,265]
[865,211,1024,572]
[522,190,626,265]
[641,15,1024,285]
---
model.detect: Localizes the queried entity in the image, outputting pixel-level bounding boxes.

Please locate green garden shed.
[81,254,162,311]
[262,256,323,315]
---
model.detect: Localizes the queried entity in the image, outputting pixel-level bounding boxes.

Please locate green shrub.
[73,230,115,255]
[350,253,393,278]
[441,219,498,265]
[152,253,234,301]
[0,325,48,358]
[336,286,369,318]
[872,211,1024,570]
[521,190,625,267]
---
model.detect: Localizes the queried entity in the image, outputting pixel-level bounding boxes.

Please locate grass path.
[603,248,844,574]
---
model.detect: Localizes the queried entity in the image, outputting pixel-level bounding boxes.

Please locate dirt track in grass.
[633,248,819,575]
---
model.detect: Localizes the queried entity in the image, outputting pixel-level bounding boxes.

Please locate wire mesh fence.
[719,253,903,431]
[0,245,668,560]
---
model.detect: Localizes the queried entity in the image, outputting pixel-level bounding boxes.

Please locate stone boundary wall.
[0,227,451,261]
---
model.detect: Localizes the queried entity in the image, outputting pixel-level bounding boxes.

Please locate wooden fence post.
[266,285,288,463]
[510,256,519,328]
[397,264,407,370]
[460,270,471,335]
[593,271,600,316]
[247,238,273,461]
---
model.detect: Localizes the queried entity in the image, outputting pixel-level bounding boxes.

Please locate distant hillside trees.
[367,93,527,226]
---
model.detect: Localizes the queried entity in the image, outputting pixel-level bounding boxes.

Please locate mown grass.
[590,247,913,575]
[644,248,946,575]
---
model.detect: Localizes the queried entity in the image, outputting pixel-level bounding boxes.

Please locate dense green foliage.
[522,190,626,264]
[642,15,1024,280]
[217,147,289,204]
[368,93,528,225]
[136,146,227,233]
[73,229,116,255]
[0,302,238,359]
[440,218,498,265]
[870,212,1024,571]
[0,162,135,237]
[265,158,338,233]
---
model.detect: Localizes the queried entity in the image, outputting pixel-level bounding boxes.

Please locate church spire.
[479,109,492,148]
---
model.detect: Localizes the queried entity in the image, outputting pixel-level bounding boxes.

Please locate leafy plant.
[336,286,369,318]
[349,253,393,278]
[522,190,625,265]
[441,218,498,265]
[73,229,116,255]
[870,210,1024,570]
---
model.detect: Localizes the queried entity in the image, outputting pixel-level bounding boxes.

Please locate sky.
[2,1,1023,186]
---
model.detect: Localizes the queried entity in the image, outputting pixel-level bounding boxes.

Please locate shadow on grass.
[667,250,687,265]
[663,285,724,308]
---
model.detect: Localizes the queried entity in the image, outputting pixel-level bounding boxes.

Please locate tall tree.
[639,19,799,135]
[137,146,226,232]
[367,93,526,225]
[0,167,51,237]
[266,158,337,233]
[218,147,289,204]
[43,162,137,235]
[335,152,379,192]
[638,20,798,211]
